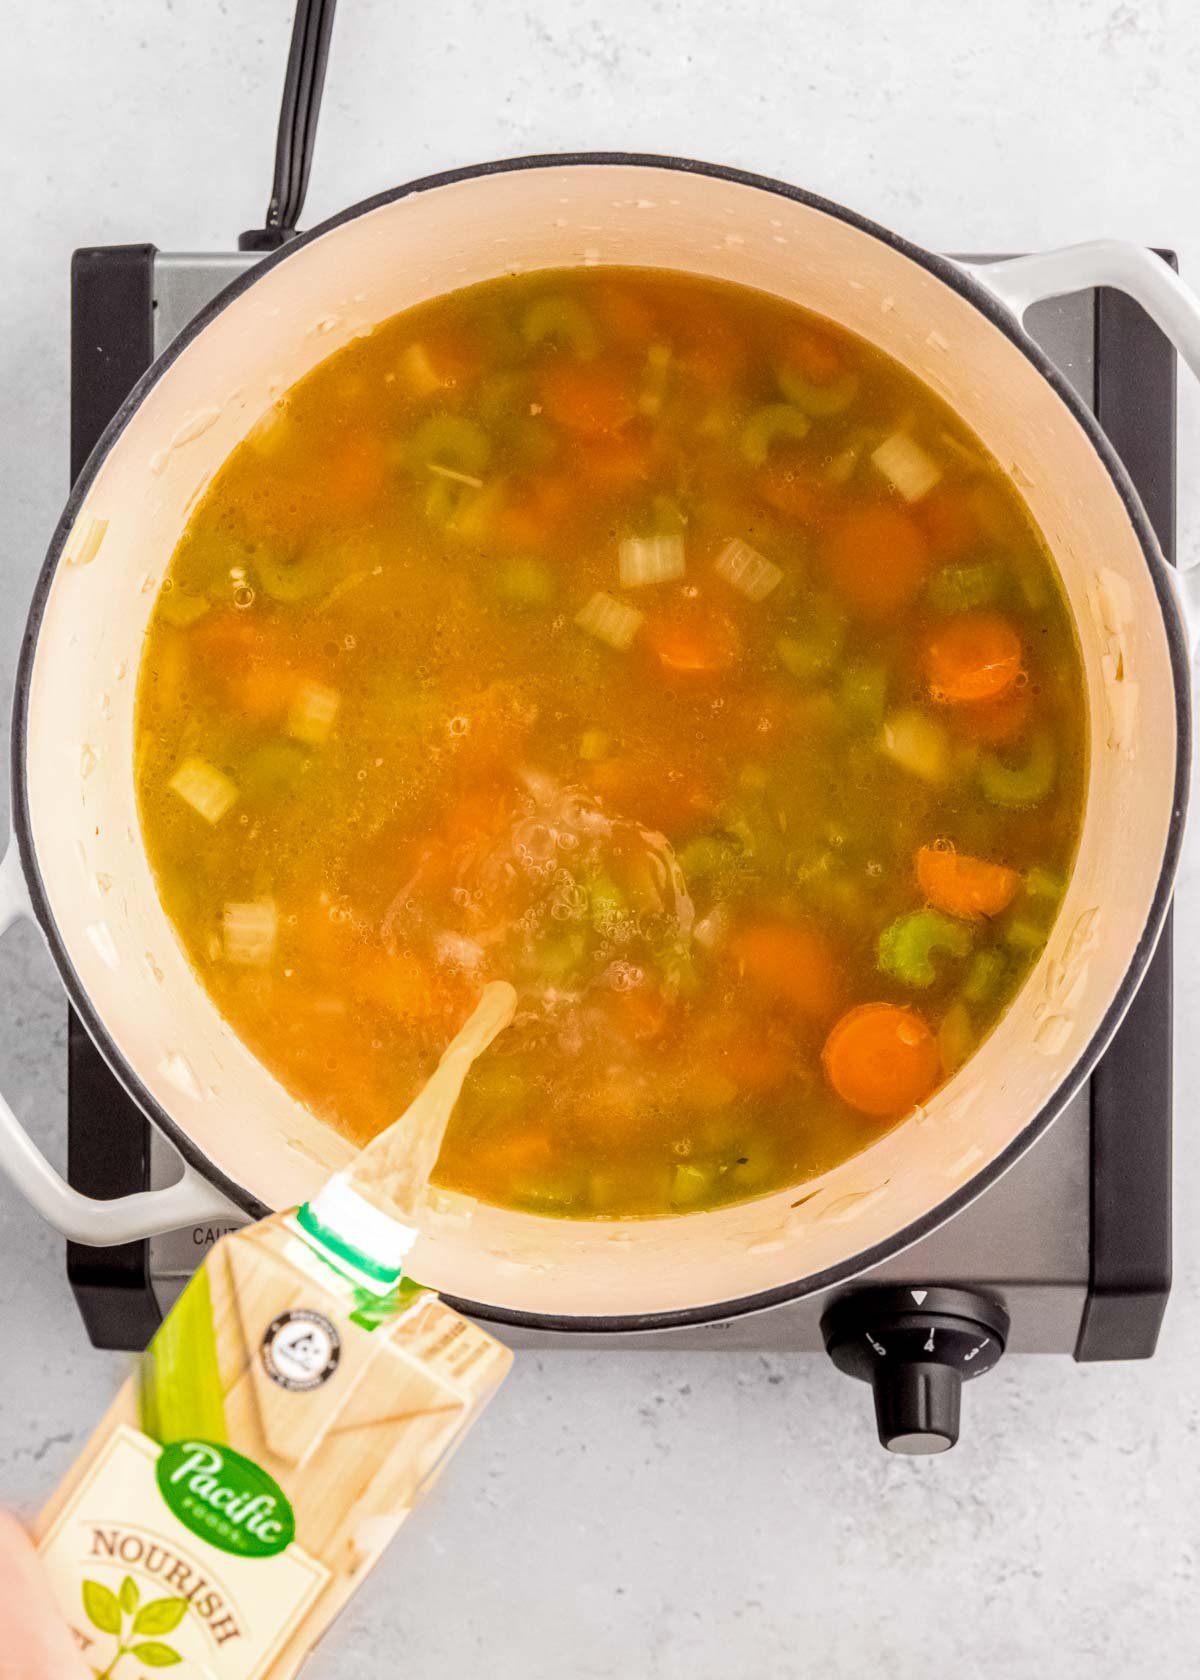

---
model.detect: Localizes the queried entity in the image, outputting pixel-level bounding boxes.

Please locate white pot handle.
[0,835,240,1243]
[961,240,1200,648]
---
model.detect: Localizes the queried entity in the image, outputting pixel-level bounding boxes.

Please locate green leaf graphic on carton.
[156,1438,295,1558]
[133,1597,188,1636]
[132,1641,183,1667]
[82,1579,122,1635]
[82,1581,187,1676]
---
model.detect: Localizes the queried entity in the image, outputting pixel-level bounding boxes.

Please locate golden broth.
[135,267,1085,1218]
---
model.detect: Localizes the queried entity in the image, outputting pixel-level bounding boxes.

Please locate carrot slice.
[325,433,388,510]
[781,325,846,385]
[494,475,572,548]
[605,985,672,1043]
[586,755,715,835]
[680,308,748,388]
[592,283,658,347]
[646,610,741,675]
[359,951,445,1021]
[755,457,827,520]
[822,1003,940,1117]
[925,612,1022,703]
[576,426,656,488]
[823,505,930,618]
[731,921,844,1023]
[537,359,637,438]
[952,683,1033,744]
[916,845,1021,920]
[917,485,981,559]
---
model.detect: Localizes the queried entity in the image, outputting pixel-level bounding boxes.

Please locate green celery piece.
[495,557,555,608]
[839,662,888,731]
[677,834,740,884]
[588,876,627,927]
[159,589,211,629]
[925,560,1005,613]
[139,1266,227,1445]
[241,739,310,798]
[1025,865,1066,901]
[671,1163,717,1207]
[1004,918,1048,952]
[776,364,859,417]
[739,403,811,466]
[878,909,972,988]
[407,413,491,476]
[776,596,846,683]
[978,731,1056,809]
[521,295,599,358]
[256,542,342,603]
[962,947,1006,1004]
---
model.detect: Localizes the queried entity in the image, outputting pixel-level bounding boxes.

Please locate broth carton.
[35,985,517,1678]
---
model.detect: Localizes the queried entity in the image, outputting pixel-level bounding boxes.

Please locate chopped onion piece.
[169,757,237,824]
[880,709,950,784]
[826,444,861,486]
[223,899,278,966]
[434,931,485,970]
[159,588,210,629]
[714,538,783,603]
[579,729,611,761]
[638,343,673,416]
[618,533,685,589]
[399,341,443,397]
[693,903,730,950]
[871,432,943,502]
[287,680,340,746]
[575,591,644,651]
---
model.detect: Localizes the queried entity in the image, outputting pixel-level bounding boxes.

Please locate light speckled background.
[3,3,1200,1675]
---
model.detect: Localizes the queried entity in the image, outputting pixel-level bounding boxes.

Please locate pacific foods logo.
[156,1441,295,1559]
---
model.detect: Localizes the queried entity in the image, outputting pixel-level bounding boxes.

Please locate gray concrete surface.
[3,2,1200,1675]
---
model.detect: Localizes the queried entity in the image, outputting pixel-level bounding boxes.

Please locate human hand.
[0,1511,87,1679]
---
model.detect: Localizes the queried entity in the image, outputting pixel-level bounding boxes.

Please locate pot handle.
[962,240,1200,645]
[961,240,1200,384]
[0,835,240,1244]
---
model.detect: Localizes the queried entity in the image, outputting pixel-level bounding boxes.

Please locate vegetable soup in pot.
[135,267,1086,1218]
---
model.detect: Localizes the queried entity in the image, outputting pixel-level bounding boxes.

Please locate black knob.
[821,1286,1009,1455]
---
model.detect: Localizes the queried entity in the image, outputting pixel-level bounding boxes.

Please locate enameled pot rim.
[11,151,1191,1333]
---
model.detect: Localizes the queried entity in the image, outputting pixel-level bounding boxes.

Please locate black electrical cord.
[240,0,339,252]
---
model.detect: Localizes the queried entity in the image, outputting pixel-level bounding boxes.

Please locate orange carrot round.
[952,683,1033,744]
[917,485,980,560]
[537,359,636,438]
[732,921,844,1023]
[822,1003,940,1117]
[576,426,656,488]
[925,612,1022,703]
[781,325,846,385]
[646,610,741,675]
[755,458,828,520]
[916,845,1021,920]
[822,505,930,618]
[325,434,388,510]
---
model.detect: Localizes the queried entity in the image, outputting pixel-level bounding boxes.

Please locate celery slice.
[777,365,860,417]
[978,731,1056,808]
[879,909,972,988]
[740,403,811,466]
[925,561,1005,614]
[521,295,599,359]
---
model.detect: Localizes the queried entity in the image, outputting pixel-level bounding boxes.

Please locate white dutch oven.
[3,156,1198,1331]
